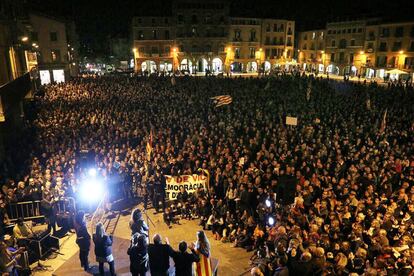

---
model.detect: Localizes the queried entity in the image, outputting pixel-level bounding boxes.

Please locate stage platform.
[33,203,252,276]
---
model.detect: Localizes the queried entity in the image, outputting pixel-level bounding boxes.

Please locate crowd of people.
[0,72,413,275]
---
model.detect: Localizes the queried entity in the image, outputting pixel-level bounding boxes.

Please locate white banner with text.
[165,174,208,200]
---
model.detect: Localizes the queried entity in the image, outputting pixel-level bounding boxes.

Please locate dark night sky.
[26,0,414,57]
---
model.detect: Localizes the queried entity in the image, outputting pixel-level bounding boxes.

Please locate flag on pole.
[146,129,153,161]
[366,97,371,110]
[379,109,387,134]
[211,95,232,107]
[306,81,312,101]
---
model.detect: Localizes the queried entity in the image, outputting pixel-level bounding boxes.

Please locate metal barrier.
[6,197,77,222]
[6,200,43,222]
[56,197,76,215]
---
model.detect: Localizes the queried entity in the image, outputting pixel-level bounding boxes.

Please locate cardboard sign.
[286,116,298,126]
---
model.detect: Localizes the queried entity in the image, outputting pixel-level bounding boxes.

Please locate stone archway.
[141,60,157,73]
[159,61,173,72]
[230,62,243,73]
[197,58,208,72]
[264,61,271,72]
[180,59,193,74]
[246,61,258,73]
[212,58,223,73]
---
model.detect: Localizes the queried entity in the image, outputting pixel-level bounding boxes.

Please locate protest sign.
[165,174,208,200]
[286,116,298,126]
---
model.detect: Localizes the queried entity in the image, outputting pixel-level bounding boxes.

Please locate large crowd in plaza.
[0,71,414,275]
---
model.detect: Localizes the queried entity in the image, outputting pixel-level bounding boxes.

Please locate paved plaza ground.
[31,203,252,276]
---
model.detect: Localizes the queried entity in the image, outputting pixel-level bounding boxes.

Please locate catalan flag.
[146,129,153,161]
[210,95,232,107]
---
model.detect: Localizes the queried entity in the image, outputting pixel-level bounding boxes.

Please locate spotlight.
[265,199,271,208]
[268,217,275,226]
[80,178,103,202]
[88,168,97,177]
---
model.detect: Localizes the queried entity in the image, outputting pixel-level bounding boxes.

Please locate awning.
[386,69,409,75]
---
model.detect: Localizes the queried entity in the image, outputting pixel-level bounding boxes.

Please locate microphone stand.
[142,208,155,240]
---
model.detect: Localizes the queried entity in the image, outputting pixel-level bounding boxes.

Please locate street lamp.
[399,50,404,55]
[359,51,365,55]
[21,36,29,42]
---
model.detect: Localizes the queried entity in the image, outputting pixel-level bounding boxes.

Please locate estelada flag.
[210,95,232,107]
[146,129,153,161]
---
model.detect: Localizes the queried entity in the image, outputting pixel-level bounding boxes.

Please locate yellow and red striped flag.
[210,95,232,107]
[146,129,153,161]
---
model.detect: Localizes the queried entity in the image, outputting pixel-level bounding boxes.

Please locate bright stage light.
[80,178,103,202]
[88,168,97,177]
[268,217,275,226]
[265,199,271,208]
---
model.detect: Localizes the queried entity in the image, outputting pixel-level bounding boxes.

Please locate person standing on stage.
[41,181,57,234]
[127,233,149,276]
[129,208,149,237]
[93,222,115,276]
[148,234,172,276]
[194,230,212,276]
[170,241,200,276]
[74,211,91,271]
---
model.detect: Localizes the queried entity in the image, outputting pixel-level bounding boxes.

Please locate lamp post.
[398,50,404,69]
[132,48,138,72]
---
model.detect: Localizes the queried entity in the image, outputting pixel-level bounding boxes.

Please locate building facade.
[324,20,368,76]
[26,13,74,84]
[132,0,295,74]
[298,19,414,80]
[368,22,414,79]
[297,29,326,73]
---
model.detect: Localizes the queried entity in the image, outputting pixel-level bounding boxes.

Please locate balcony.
[367,36,376,41]
[378,47,387,52]
[232,38,242,42]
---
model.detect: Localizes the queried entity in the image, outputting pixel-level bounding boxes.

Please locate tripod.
[142,208,156,239]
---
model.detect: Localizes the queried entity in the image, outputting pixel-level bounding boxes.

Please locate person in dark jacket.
[273,256,289,276]
[75,211,91,271]
[127,233,149,276]
[93,222,115,276]
[170,241,200,276]
[148,234,172,276]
